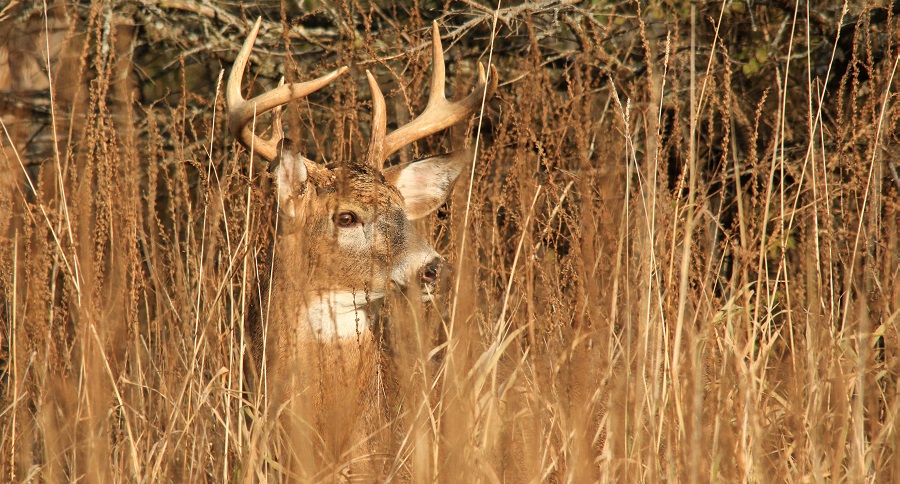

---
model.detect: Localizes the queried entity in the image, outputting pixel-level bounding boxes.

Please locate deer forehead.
[311,165,407,214]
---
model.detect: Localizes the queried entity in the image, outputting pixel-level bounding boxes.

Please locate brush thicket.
[1,2,898,481]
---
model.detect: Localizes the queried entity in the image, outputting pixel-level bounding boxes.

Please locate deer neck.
[305,290,382,340]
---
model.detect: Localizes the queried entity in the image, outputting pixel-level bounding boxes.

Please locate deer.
[226,18,496,479]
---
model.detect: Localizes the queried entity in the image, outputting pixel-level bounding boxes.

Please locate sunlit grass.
[1,1,899,481]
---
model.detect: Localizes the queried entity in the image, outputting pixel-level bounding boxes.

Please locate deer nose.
[421,257,442,285]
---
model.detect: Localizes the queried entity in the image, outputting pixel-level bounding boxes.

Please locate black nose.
[421,257,442,284]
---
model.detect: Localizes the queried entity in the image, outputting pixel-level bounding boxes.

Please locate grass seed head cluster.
[1,1,899,481]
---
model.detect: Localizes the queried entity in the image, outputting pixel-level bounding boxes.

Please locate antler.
[227,17,348,162]
[365,21,498,171]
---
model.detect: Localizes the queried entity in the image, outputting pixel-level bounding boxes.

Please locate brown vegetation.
[2,0,900,481]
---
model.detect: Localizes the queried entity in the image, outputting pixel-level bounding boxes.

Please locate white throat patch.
[306,291,382,340]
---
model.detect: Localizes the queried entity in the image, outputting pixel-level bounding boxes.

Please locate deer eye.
[334,211,359,227]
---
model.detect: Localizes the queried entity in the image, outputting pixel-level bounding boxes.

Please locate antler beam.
[227,17,348,162]
[365,22,498,170]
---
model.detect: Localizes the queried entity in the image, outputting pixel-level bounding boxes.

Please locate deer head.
[227,19,497,341]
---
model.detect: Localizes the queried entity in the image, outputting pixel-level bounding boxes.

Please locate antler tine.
[366,70,388,167]
[368,21,498,171]
[427,21,446,110]
[272,76,286,141]
[227,17,348,162]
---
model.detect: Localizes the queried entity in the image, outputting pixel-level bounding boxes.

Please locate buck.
[227,19,496,478]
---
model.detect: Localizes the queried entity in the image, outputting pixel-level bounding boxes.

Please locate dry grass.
[2,1,900,481]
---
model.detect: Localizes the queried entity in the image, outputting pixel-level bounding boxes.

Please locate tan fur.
[227,20,496,479]
[247,157,459,480]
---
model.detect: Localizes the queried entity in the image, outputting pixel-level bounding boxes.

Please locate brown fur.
[246,154,465,480]
[226,22,494,479]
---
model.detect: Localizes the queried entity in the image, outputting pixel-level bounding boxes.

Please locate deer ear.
[275,140,310,218]
[383,150,468,220]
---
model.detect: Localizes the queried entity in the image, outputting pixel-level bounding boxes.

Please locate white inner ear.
[276,152,309,218]
[389,154,465,220]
